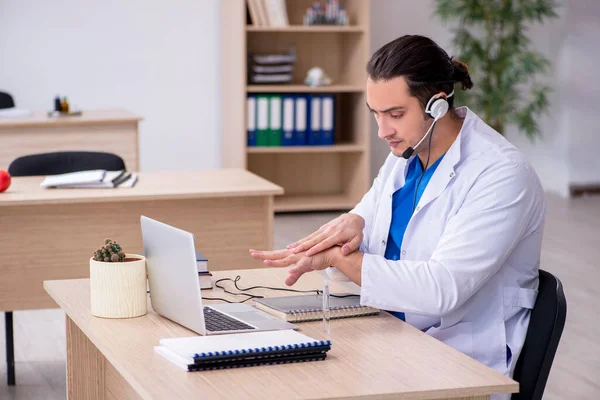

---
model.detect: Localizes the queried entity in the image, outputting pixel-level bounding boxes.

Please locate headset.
[401,90,454,160]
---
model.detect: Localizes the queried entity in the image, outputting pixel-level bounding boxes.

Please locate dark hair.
[366,35,473,111]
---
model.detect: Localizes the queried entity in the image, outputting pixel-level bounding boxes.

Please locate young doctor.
[249,35,546,387]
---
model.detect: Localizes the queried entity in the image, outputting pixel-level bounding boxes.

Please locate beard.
[412,117,436,156]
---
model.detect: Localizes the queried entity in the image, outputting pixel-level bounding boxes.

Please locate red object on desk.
[0,170,11,193]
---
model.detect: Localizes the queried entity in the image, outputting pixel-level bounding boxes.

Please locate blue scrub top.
[384,154,445,320]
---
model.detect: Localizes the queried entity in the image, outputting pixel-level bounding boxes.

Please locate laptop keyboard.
[203,307,256,332]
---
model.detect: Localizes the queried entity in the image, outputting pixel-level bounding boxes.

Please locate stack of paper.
[0,108,33,117]
[40,169,138,189]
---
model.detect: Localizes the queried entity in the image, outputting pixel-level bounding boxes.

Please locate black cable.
[147,276,360,304]
[207,275,359,304]
[412,120,436,213]
[202,297,239,304]
[217,275,320,295]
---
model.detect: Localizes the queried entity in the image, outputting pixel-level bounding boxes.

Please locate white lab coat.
[345,107,545,395]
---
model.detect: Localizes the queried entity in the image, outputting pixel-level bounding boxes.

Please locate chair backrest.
[0,91,15,109]
[8,151,126,177]
[512,269,567,400]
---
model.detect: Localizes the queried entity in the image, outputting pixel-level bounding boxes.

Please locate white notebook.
[40,170,106,188]
[40,170,136,188]
[155,329,329,370]
[159,330,323,357]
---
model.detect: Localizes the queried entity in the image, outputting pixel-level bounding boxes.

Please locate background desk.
[0,169,283,311]
[44,268,518,400]
[0,109,142,170]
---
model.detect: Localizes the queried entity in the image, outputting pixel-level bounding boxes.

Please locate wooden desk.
[0,109,142,170]
[44,269,518,400]
[0,169,283,311]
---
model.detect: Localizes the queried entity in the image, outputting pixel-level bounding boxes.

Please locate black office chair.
[0,92,15,109]
[8,151,126,177]
[4,150,126,386]
[512,270,567,400]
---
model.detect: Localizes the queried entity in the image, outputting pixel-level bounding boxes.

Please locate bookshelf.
[247,143,364,154]
[246,26,366,33]
[246,84,363,93]
[220,0,371,212]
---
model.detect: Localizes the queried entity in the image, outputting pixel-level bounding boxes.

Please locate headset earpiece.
[425,90,454,120]
[402,90,455,160]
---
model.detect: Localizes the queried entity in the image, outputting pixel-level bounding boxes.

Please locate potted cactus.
[90,239,147,318]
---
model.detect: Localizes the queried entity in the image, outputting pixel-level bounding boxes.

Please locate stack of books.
[247,0,289,27]
[247,93,334,146]
[196,250,212,290]
[40,169,137,189]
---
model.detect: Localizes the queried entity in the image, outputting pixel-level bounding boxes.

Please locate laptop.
[140,216,298,335]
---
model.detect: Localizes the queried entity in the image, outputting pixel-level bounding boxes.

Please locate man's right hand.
[287,213,365,257]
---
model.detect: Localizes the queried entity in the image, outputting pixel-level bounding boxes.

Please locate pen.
[323,279,330,335]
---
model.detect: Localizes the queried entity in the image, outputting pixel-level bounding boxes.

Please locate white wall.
[369,0,598,196]
[0,0,220,172]
[563,0,600,187]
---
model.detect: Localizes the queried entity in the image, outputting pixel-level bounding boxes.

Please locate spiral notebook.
[155,330,330,371]
[254,294,380,322]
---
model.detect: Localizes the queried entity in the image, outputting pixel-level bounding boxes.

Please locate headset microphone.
[401,90,454,160]
[401,119,438,159]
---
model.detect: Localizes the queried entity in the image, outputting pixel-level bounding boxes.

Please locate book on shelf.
[247,0,262,26]
[154,329,330,371]
[254,293,380,322]
[247,0,289,27]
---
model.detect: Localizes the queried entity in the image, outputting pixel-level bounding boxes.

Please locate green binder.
[268,95,282,146]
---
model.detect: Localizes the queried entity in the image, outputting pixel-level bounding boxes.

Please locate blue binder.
[246,95,257,146]
[307,95,322,146]
[320,95,335,145]
[256,95,270,146]
[294,95,308,146]
[281,95,295,146]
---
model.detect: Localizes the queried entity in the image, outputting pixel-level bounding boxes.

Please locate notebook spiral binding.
[289,304,379,323]
[188,353,327,371]
[194,340,331,359]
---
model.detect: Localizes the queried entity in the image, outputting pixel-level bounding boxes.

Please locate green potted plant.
[434,0,559,139]
[90,239,147,318]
